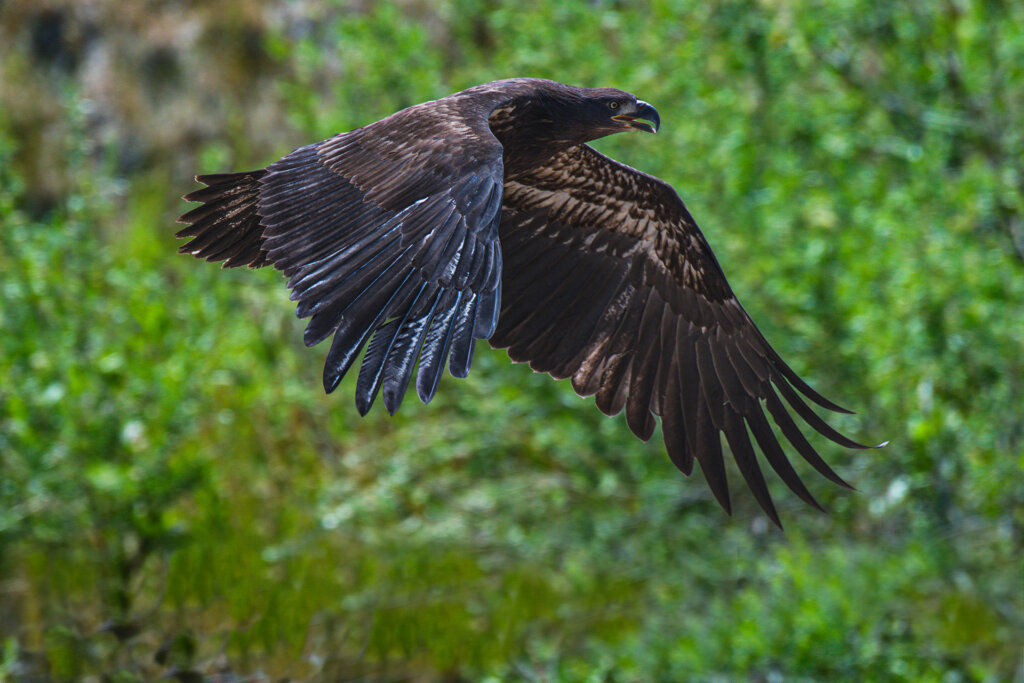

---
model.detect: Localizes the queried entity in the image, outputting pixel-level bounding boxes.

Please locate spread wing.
[492,144,875,525]
[178,100,504,415]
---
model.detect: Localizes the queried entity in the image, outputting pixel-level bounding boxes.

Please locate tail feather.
[176,170,270,268]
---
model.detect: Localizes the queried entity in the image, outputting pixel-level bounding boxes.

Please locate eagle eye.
[608,101,620,111]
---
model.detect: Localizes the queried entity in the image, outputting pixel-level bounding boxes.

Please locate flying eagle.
[177,78,878,526]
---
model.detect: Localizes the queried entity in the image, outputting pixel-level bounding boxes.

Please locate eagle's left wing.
[493,144,877,525]
[178,98,507,415]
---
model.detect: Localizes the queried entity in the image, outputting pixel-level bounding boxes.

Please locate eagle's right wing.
[493,144,879,525]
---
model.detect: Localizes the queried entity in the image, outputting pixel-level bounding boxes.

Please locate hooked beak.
[612,100,660,133]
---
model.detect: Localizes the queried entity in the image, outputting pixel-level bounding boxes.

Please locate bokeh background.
[1,1,1022,680]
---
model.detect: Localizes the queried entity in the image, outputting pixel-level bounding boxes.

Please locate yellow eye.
[608,101,620,110]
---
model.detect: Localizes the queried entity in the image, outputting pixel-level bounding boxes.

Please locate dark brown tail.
[176,170,270,268]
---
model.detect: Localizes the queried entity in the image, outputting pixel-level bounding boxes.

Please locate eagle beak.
[612,101,660,133]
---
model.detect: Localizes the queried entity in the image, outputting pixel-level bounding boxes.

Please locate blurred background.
[1,1,1021,680]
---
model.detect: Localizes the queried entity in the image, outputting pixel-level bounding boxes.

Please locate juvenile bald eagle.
[178,78,878,526]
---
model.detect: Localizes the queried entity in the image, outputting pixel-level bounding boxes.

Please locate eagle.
[177,78,879,526]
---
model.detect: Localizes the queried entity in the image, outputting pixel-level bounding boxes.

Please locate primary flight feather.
[177,78,879,526]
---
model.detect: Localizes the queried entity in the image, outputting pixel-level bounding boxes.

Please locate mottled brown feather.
[493,143,875,525]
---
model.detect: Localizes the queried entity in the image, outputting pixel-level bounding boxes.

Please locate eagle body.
[178,78,877,526]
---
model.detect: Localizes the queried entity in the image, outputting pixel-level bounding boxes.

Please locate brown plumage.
[177,78,880,526]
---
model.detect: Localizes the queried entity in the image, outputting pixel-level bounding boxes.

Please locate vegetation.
[1,1,1021,680]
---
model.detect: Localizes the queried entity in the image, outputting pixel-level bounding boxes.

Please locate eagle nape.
[176,78,882,527]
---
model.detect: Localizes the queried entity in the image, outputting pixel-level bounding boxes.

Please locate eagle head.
[482,80,661,163]
[575,87,660,139]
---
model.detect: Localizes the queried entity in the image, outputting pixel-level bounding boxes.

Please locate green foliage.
[1,1,1021,680]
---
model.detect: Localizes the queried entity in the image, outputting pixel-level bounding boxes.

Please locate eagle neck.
[482,95,579,177]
